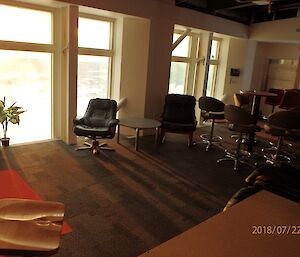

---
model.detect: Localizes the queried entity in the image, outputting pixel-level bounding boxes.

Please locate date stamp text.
[252,225,300,235]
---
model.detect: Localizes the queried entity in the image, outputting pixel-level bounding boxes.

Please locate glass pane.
[210,40,219,60]
[77,55,110,116]
[168,62,187,94]
[206,65,217,97]
[0,4,52,44]
[0,50,52,144]
[78,17,111,49]
[172,33,190,57]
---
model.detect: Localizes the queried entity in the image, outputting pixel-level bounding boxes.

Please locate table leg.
[248,95,261,153]
[117,124,120,144]
[135,128,140,151]
[155,127,159,145]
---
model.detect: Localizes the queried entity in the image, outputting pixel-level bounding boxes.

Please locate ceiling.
[175,0,300,25]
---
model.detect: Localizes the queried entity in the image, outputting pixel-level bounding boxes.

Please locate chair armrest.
[73,117,85,125]
[106,119,119,128]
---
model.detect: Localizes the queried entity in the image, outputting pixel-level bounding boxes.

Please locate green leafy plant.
[0,97,25,139]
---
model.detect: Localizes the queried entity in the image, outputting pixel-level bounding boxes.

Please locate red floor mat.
[0,169,72,234]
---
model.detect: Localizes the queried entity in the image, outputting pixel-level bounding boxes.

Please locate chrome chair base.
[217,150,254,171]
[77,140,114,155]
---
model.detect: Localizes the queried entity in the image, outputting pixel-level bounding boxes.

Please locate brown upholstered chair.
[198,96,225,151]
[217,105,260,171]
[279,89,300,110]
[263,110,300,165]
[160,94,197,147]
[264,88,284,114]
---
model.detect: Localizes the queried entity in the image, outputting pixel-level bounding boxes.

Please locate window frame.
[0,1,55,143]
[206,37,221,97]
[78,13,114,99]
[169,29,200,95]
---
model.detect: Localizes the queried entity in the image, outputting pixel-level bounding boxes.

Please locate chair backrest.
[162,94,196,124]
[224,105,255,125]
[83,98,117,127]
[268,110,300,130]
[199,96,224,112]
[289,106,300,112]
[265,88,284,106]
[233,93,251,109]
[279,89,300,109]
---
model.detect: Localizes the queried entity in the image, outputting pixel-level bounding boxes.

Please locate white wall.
[222,38,248,105]
[56,0,248,119]
[250,17,300,44]
[251,42,299,115]
[15,0,300,143]
[119,17,150,119]
[251,42,299,91]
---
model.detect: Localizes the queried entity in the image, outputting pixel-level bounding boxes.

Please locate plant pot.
[1,138,10,147]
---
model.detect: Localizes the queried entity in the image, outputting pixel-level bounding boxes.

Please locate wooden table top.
[0,198,65,256]
[240,90,277,97]
[119,118,161,129]
[138,190,300,257]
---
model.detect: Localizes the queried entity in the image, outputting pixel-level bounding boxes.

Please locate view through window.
[77,16,113,116]
[168,33,190,94]
[0,4,52,144]
[206,39,221,97]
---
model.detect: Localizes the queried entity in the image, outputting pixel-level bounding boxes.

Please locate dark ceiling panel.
[175,0,300,25]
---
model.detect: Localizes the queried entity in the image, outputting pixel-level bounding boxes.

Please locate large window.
[169,32,190,94]
[206,39,221,97]
[168,30,200,96]
[0,3,53,144]
[77,16,113,116]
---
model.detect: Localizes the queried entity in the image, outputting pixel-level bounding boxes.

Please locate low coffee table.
[117,118,161,151]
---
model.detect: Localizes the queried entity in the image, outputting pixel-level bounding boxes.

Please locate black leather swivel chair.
[73,98,119,155]
[198,96,225,151]
[160,94,197,147]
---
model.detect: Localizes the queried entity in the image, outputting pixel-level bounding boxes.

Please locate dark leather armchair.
[73,98,119,154]
[160,94,197,147]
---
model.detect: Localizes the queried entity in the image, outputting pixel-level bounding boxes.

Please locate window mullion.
[78,47,112,57]
[0,40,53,53]
[186,34,199,95]
[172,56,191,63]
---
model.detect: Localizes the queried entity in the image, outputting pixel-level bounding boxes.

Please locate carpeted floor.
[0,123,299,257]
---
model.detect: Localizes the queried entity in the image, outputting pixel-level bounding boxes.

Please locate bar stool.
[233,93,251,111]
[232,93,252,143]
[217,105,261,171]
[263,110,300,165]
[198,96,225,151]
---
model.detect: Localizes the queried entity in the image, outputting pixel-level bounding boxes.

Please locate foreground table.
[117,118,161,151]
[139,190,300,257]
[0,198,65,256]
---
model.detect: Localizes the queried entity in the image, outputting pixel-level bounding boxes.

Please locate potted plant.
[0,97,25,147]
